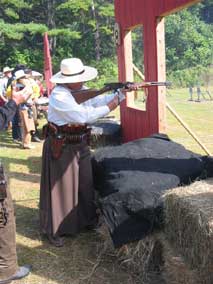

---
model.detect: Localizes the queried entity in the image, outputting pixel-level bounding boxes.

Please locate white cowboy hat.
[14,70,27,80]
[3,66,13,73]
[50,58,98,84]
[32,70,43,77]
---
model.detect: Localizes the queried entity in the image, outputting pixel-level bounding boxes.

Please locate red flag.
[43,32,53,96]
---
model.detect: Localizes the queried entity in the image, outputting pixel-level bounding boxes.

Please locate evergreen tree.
[0,0,211,86]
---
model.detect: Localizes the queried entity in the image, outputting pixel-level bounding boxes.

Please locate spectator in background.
[11,107,22,144]
[6,64,27,89]
[32,71,45,97]
[13,70,36,149]
[24,69,41,142]
[0,67,13,127]
[5,65,27,142]
[0,67,13,105]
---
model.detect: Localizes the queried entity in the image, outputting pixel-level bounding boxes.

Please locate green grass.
[166,87,213,155]
[0,88,213,283]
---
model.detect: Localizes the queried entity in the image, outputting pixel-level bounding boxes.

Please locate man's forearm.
[72,87,109,104]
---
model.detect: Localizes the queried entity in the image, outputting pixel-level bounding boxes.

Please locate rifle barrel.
[148,81,171,86]
[104,81,172,91]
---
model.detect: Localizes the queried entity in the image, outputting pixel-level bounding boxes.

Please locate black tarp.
[90,119,121,147]
[91,134,213,247]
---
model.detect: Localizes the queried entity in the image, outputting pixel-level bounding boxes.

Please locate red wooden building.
[114,0,200,142]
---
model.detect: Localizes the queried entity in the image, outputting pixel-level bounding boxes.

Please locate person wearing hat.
[12,70,36,149]
[23,69,42,143]
[39,57,135,247]
[0,67,13,108]
[31,71,45,97]
[0,86,32,284]
[1,67,13,92]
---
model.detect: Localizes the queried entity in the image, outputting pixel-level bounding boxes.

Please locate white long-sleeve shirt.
[0,77,9,96]
[48,85,117,125]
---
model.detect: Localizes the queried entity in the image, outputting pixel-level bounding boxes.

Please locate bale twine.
[163,178,213,284]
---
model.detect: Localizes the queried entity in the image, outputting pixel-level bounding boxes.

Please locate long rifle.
[71,81,171,95]
[104,81,172,92]
[70,81,171,104]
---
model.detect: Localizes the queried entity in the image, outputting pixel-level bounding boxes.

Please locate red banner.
[43,32,53,96]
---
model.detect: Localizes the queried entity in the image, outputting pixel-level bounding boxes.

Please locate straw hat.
[50,58,98,84]
[3,66,13,73]
[14,70,27,80]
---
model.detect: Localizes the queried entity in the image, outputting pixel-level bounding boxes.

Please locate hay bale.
[96,223,165,283]
[164,178,213,283]
[116,233,165,284]
[161,235,200,284]
[98,222,204,284]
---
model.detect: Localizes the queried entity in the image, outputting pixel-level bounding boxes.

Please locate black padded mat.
[92,134,213,247]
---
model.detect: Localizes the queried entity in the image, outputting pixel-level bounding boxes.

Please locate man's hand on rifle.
[123,83,140,92]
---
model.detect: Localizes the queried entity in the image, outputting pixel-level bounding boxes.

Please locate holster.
[43,122,90,159]
[42,123,49,140]
[0,164,7,200]
[50,135,66,160]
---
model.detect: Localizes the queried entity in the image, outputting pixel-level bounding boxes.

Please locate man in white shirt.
[39,58,131,247]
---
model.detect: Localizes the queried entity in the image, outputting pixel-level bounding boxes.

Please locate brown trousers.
[40,138,97,238]
[0,190,18,280]
[19,109,35,147]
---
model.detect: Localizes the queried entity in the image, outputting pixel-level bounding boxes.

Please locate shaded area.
[15,203,138,284]
[15,203,40,241]
[1,156,41,175]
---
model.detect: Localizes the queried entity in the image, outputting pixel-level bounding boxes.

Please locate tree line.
[0,0,212,87]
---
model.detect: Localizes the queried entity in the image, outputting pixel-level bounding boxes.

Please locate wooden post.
[156,17,166,134]
[114,0,202,141]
